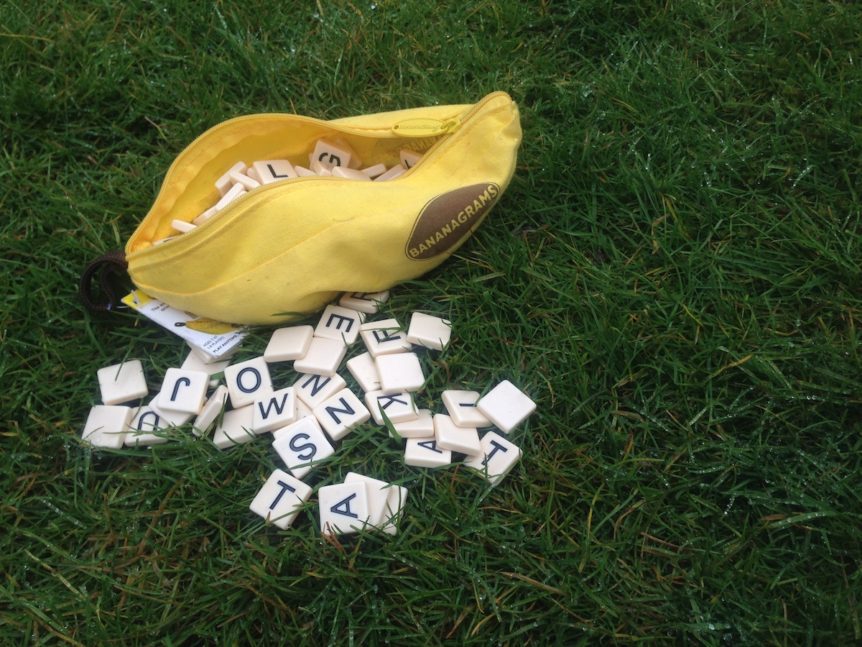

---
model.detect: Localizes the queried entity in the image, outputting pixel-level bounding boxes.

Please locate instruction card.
[121,290,246,359]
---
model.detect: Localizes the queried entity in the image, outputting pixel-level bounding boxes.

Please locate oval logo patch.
[405,183,501,260]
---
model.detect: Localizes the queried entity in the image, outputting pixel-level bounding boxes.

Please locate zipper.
[135,92,510,251]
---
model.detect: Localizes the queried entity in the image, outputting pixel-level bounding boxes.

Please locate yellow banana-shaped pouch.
[124,91,521,325]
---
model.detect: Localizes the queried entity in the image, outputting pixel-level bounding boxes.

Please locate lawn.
[2,1,861,644]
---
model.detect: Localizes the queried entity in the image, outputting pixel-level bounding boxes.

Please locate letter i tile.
[441,390,491,428]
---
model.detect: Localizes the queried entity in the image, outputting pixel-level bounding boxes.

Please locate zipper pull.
[391,117,460,137]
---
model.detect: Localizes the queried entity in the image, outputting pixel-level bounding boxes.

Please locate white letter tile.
[272,416,335,480]
[228,170,260,190]
[309,158,332,175]
[125,406,169,447]
[476,380,536,434]
[360,163,387,179]
[392,409,434,439]
[213,183,246,211]
[344,472,392,528]
[193,385,228,437]
[181,349,231,376]
[296,398,315,420]
[293,337,347,376]
[312,388,370,441]
[293,372,346,408]
[332,166,371,181]
[224,357,272,409]
[346,352,381,393]
[251,159,297,184]
[249,469,312,529]
[375,352,425,393]
[404,438,452,468]
[374,164,405,181]
[125,400,193,446]
[81,405,132,449]
[364,390,417,426]
[360,318,411,357]
[318,482,370,536]
[463,431,522,487]
[252,387,297,433]
[434,414,481,456]
[264,325,314,362]
[381,484,408,535]
[314,305,364,345]
[187,341,238,365]
[171,219,196,234]
[441,390,491,428]
[97,360,148,405]
[192,205,218,225]
[212,405,257,450]
[157,368,208,415]
[399,149,422,169]
[215,161,247,196]
[406,312,452,351]
[309,139,358,170]
[338,290,390,314]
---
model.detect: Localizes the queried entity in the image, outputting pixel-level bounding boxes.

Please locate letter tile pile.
[81,290,535,537]
[157,138,423,245]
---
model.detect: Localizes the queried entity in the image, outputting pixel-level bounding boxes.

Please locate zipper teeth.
[140,92,510,250]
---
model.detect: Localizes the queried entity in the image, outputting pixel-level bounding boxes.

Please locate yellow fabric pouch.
[123,91,521,325]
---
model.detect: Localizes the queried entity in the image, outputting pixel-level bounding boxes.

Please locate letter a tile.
[404,438,452,468]
[318,482,370,536]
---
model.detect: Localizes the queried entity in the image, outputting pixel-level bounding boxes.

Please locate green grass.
[2,0,862,643]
